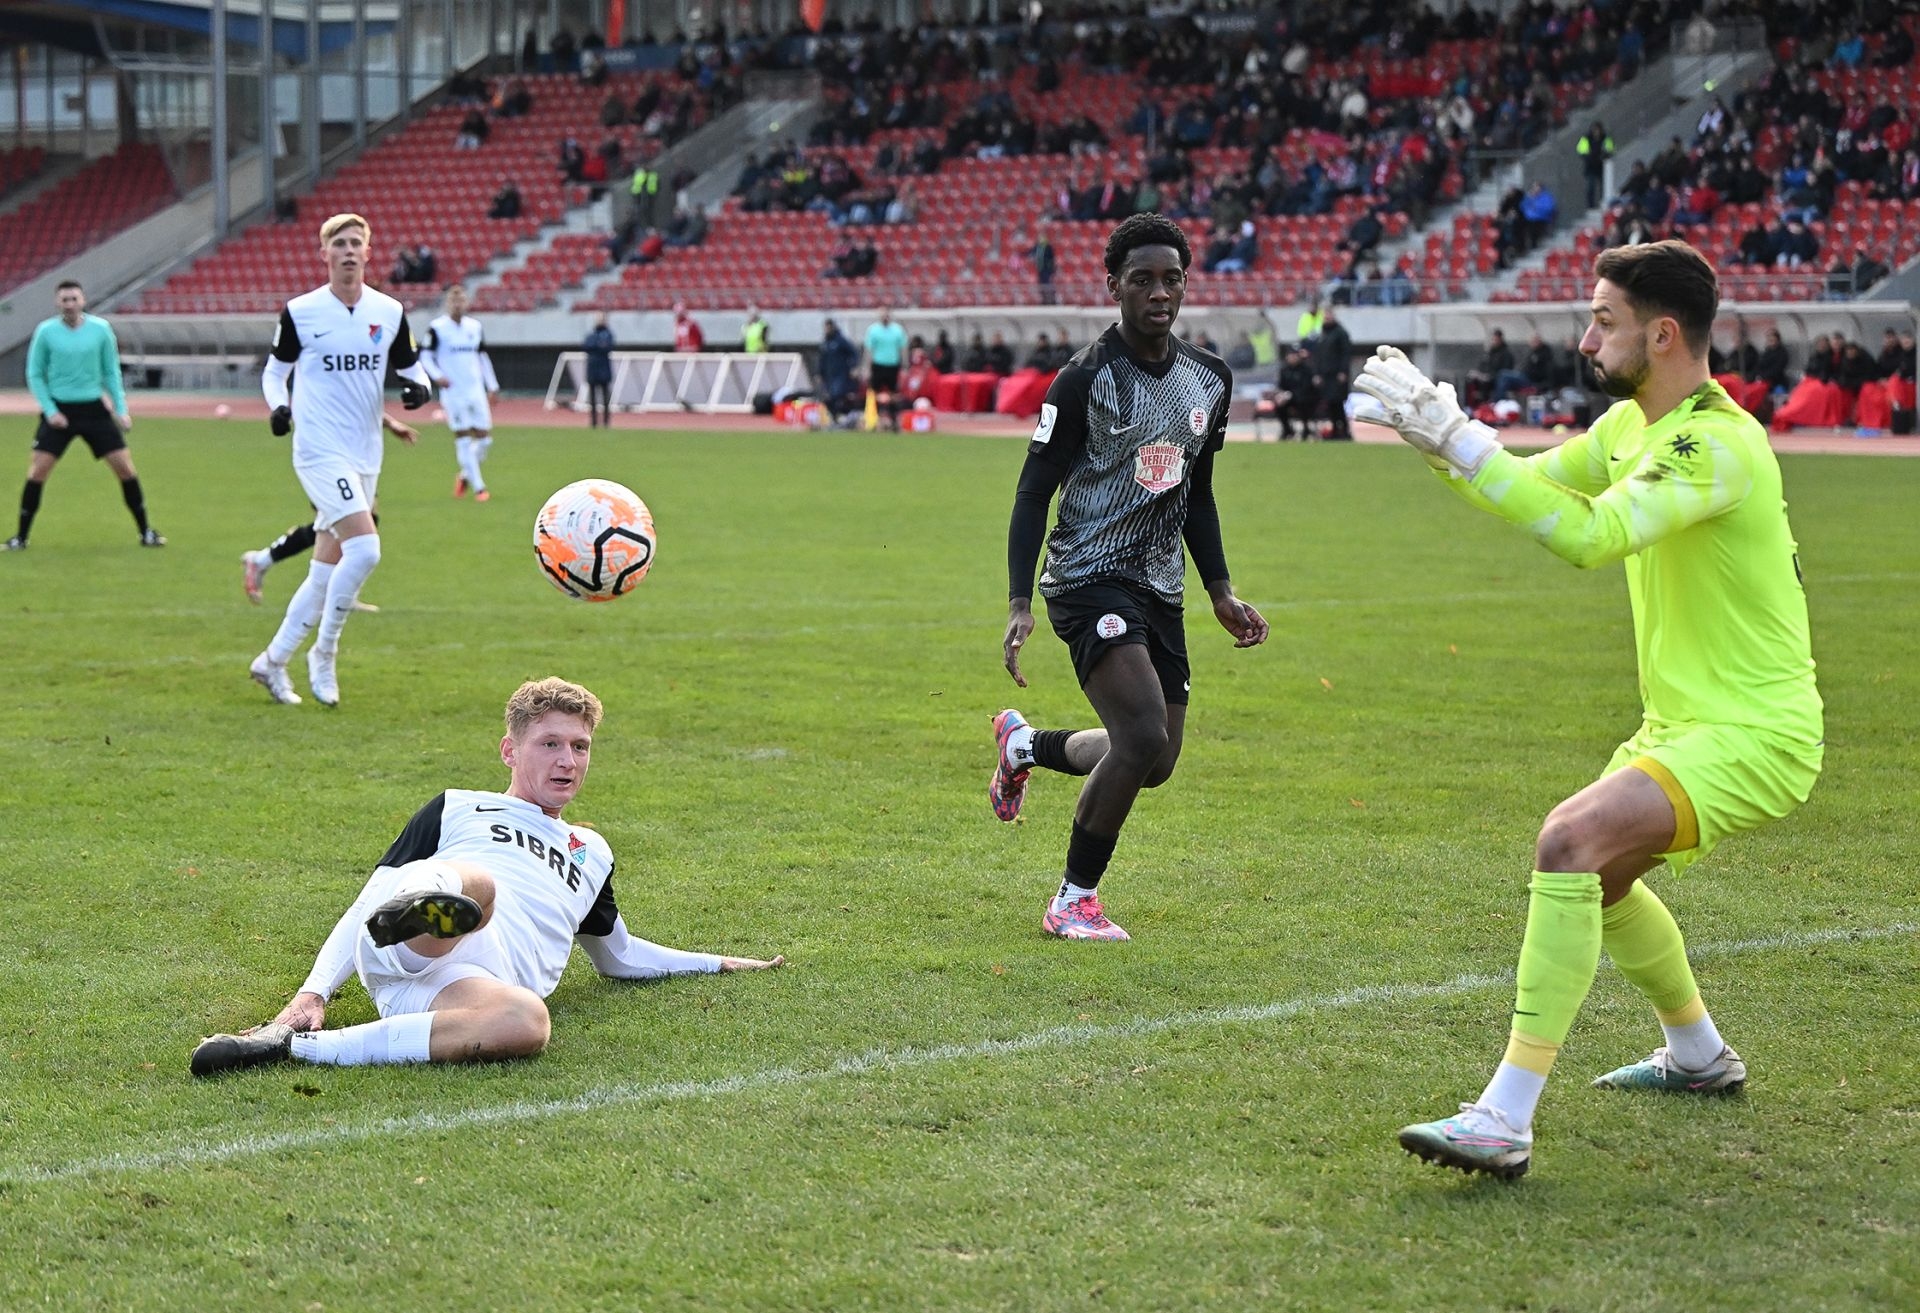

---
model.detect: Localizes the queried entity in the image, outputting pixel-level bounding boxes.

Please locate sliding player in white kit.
[250,211,433,708]
[191,677,785,1075]
[421,283,501,503]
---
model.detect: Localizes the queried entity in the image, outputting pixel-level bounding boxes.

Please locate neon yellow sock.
[1601,880,1702,1017]
[1512,871,1604,1046]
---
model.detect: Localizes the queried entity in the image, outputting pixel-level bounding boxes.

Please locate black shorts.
[870,362,901,393]
[33,401,124,459]
[1044,580,1190,705]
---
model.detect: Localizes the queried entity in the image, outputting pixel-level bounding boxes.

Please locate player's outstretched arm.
[577,909,780,980]
[718,955,786,972]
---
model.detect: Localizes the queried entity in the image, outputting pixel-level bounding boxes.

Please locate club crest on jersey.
[1190,406,1208,436]
[368,323,384,344]
[1134,443,1186,493]
[567,832,587,871]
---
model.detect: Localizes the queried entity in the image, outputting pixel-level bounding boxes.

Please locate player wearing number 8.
[1355,240,1823,1179]
[250,212,434,708]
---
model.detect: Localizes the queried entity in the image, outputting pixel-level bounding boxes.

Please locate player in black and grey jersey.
[992,213,1269,941]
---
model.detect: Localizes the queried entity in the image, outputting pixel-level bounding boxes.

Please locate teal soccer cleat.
[1592,1045,1746,1094]
[1398,1103,1533,1179]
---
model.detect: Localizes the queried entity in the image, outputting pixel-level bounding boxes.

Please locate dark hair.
[1592,239,1718,357]
[56,280,82,293]
[1104,212,1191,276]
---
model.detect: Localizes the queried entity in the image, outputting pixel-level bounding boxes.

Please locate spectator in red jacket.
[673,304,704,352]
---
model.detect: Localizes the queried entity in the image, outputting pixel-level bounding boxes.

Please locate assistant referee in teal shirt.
[8,279,163,550]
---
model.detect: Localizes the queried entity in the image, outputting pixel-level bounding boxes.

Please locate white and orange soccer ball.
[533,478,656,602]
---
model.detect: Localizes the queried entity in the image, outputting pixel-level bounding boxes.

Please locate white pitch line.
[5,921,1910,1186]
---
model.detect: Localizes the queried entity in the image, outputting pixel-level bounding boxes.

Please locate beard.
[1593,339,1650,398]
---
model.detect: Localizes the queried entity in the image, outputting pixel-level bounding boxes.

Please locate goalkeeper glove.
[399,380,430,410]
[269,405,293,437]
[1351,347,1503,478]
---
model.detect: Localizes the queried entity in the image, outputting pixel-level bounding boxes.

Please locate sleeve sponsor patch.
[1032,403,1058,446]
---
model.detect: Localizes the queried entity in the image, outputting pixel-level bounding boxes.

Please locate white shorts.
[353,860,510,1017]
[295,461,379,533]
[443,391,493,433]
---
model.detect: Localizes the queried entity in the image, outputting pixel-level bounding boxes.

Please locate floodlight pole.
[304,0,320,184]
[212,0,229,238]
[260,0,274,208]
[351,0,366,151]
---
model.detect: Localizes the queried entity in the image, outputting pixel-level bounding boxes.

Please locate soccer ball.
[533,478,656,602]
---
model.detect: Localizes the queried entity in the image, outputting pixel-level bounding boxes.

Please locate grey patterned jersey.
[1028,325,1232,604]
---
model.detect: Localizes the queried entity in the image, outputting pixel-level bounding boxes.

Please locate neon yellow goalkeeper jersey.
[1456,379,1821,743]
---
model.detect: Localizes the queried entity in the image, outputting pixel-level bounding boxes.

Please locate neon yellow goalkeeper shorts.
[1603,722,1823,875]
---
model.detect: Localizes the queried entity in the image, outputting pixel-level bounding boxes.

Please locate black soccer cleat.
[140,528,167,547]
[365,890,483,947]
[3,537,25,551]
[191,1022,295,1077]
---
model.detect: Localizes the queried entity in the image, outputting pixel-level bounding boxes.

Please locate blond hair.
[504,677,603,739]
[319,212,372,247]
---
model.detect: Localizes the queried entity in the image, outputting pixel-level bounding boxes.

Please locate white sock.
[1662,1013,1729,1070]
[1051,880,1099,912]
[475,435,492,465]
[266,560,334,664]
[454,436,479,489]
[314,534,381,651]
[290,1012,434,1066]
[1006,724,1036,766]
[468,437,490,492]
[1477,1062,1547,1131]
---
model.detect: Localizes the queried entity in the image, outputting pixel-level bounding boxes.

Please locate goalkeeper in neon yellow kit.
[1353,240,1822,1179]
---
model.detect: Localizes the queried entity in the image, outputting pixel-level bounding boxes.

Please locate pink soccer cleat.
[453,474,468,499]
[989,708,1032,822]
[1042,894,1130,941]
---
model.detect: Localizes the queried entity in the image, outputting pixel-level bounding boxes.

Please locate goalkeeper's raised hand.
[1351,347,1504,478]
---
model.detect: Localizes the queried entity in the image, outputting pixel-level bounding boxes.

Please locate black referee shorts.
[1044,580,1190,706]
[869,362,901,393]
[33,401,125,460]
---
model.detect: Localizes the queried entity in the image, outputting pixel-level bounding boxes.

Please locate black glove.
[269,405,292,436]
[399,380,430,411]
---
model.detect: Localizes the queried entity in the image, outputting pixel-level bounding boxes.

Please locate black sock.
[268,522,317,563]
[120,476,149,533]
[17,479,43,540]
[1030,729,1088,775]
[1061,821,1118,893]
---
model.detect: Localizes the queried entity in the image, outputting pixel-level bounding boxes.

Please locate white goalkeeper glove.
[1351,346,1504,478]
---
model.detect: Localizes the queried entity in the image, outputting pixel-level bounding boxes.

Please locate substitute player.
[421,283,501,502]
[191,677,784,1075]
[7,280,163,550]
[1353,240,1823,1179]
[249,212,431,708]
[992,213,1268,942]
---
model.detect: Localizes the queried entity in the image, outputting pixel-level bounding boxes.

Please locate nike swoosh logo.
[1110,422,1140,435]
[311,330,331,340]
[475,805,508,812]
[1513,1010,1539,1017]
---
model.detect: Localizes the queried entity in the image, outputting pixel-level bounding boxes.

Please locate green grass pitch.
[1,417,1915,1311]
